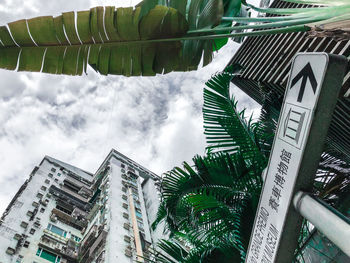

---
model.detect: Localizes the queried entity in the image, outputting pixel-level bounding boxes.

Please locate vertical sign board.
[245,53,348,263]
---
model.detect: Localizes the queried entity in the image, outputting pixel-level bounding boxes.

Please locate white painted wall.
[0,150,161,263]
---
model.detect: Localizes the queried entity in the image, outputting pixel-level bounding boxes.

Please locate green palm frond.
[152,152,263,262]
[1,0,350,76]
[252,90,281,157]
[152,232,245,262]
[203,68,268,170]
[0,0,239,76]
[0,5,190,76]
[153,152,261,229]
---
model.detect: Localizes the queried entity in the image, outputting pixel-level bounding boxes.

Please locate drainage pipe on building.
[128,187,144,262]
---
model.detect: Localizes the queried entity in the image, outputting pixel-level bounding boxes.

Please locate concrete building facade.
[0,149,164,263]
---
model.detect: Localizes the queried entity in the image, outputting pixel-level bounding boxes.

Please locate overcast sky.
[0,0,260,214]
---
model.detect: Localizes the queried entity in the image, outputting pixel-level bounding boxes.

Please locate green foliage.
[151,69,275,262]
[1,0,350,77]
[0,5,190,76]
[152,153,263,262]
[203,68,269,170]
[152,67,350,262]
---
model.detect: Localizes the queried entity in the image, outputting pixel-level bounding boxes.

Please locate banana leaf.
[0,5,190,76]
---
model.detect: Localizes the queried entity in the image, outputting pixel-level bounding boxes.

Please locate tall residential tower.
[0,149,164,263]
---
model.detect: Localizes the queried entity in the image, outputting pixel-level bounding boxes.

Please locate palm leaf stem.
[244,2,350,15]
[188,13,333,34]
[220,15,310,22]
[281,0,347,6]
[0,25,308,51]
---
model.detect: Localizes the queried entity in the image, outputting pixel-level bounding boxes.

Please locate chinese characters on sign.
[268,149,291,212]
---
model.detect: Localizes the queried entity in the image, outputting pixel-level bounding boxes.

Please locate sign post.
[245,53,347,263]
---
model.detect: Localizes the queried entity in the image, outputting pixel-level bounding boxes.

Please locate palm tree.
[0,0,349,77]
[148,68,273,262]
[150,66,350,262]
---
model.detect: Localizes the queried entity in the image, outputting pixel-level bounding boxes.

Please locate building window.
[32,202,39,208]
[123,213,129,219]
[135,210,142,219]
[122,203,128,209]
[23,241,30,248]
[71,234,81,242]
[57,173,61,177]
[30,228,36,235]
[122,195,127,201]
[134,202,141,209]
[128,167,136,173]
[122,187,127,193]
[41,186,47,191]
[137,221,144,229]
[36,248,61,263]
[50,168,56,173]
[40,208,45,213]
[47,224,67,238]
[54,178,58,183]
[36,193,43,199]
[48,173,53,178]
[44,179,50,184]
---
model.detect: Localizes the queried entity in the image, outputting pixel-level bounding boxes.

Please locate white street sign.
[245,53,347,263]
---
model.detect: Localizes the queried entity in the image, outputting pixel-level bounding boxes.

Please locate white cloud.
[0,0,260,214]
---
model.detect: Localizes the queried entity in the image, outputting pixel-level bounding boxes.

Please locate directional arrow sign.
[245,53,347,263]
[290,62,318,102]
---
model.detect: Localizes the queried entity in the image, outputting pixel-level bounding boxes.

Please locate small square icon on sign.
[278,103,310,149]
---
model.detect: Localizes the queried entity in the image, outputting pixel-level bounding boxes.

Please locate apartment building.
[0,149,164,263]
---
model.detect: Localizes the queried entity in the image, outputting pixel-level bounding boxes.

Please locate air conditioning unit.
[6,247,15,255]
[50,214,57,222]
[125,248,132,257]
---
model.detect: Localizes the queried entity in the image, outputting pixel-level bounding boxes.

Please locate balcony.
[61,246,79,259]
[42,229,68,243]
[79,227,107,263]
[61,186,90,203]
[80,225,98,253]
[51,208,88,230]
[49,185,90,211]
[40,234,79,260]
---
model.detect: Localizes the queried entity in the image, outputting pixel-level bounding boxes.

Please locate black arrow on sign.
[291,62,318,102]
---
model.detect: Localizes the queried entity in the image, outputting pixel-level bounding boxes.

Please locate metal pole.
[293,191,350,257]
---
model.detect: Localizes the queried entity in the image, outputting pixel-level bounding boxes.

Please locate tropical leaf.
[169,0,188,17]
[4,0,348,77]
[202,67,268,171]
[152,152,263,262]
[0,5,190,76]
